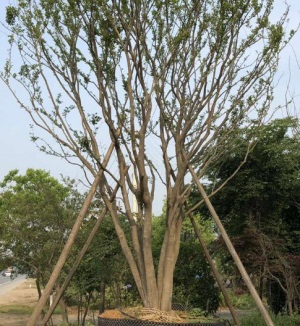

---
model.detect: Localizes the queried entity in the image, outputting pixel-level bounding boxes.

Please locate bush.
[221,291,256,310]
[241,311,300,326]
[189,307,206,318]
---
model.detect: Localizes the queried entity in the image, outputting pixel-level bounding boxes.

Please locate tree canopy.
[198,118,300,315]
[0,169,80,294]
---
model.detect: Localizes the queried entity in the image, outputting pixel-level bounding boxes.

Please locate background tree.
[0,169,83,321]
[1,0,294,313]
[198,118,300,315]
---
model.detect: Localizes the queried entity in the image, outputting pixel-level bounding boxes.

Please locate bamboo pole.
[188,165,274,326]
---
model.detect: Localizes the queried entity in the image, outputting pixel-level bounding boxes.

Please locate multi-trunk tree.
[1,0,294,315]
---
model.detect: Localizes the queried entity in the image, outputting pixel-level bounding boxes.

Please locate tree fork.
[188,165,274,326]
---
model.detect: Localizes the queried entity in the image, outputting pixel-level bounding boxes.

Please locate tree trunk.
[58,297,69,324]
[82,291,92,326]
[99,282,106,315]
[115,282,121,308]
[287,297,293,316]
[78,294,82,326]
[35,275,45,320]
[286,281,295,315]
[142,206,159,309]
[157,216,183,311]
[259,276,264,300]
[36,274,42,299]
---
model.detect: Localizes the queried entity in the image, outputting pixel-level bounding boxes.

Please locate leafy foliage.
[198,118,300,314]
[0,169,82,289]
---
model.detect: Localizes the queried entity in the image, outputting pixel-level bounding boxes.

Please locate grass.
[0,304,62,315]
[241,311,300,326]
[0,304,34,314]
[187,308,223,323]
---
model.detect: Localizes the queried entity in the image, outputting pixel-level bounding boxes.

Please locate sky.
[0,1,84,184]
[0,0,300,216]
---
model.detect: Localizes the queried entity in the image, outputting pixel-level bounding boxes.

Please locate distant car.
[2,267,17,277]
[2,270,12,277]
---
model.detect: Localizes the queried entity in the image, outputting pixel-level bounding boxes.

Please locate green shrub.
[241,311,300,326]
[189,307,206,318]
[223,291,256,310]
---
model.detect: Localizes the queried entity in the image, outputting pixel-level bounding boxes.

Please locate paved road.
[0,274,27,296]
[216,308,251,323]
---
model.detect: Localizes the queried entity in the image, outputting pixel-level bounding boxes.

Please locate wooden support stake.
[40,173,124,325]
[189,165,274,326]
[26,171,103,326]
[188,212,240,325]
[27,144,114,326]
[40,207,108,325]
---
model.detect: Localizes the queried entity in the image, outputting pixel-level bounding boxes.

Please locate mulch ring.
[100,307,183,323]
[99,308,227,325]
